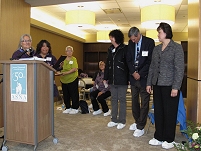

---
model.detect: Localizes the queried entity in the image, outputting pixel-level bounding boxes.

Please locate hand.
[146,86,152,94]
[132,72,140,80]
[55,71,63,76]
[59,61,64,68]
[98,92,103,96]
[171,89,178,97]
[103,80,108,88]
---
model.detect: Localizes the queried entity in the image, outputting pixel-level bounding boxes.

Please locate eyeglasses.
[21,40,31,43]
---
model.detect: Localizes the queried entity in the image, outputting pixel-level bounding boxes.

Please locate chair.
[78,78,86,101]
[81,78,93,100]
[146,108,154,134]
[57,86,64,104]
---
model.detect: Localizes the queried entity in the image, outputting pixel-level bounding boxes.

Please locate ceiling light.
[141,4,175,29]
[97,31,110,42]
[146,30,159,42]
[65,10,95,29]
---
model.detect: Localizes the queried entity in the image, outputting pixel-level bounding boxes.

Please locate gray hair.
[18,34,32,49]
[65,46,74,52]
[128,27,140,38]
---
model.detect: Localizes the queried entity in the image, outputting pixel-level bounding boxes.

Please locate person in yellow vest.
[60,46,79,114]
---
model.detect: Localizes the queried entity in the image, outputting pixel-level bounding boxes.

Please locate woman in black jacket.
[104,29,129,129]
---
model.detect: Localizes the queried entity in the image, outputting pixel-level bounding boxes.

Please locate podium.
[0,74,3,128]
[0,60,58,151]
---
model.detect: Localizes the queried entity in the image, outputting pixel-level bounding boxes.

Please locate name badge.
[46,57,52,61]
[69,61,73,64]
[142,51,148,56]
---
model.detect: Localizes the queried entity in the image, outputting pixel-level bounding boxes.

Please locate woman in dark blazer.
[146,22,184,149]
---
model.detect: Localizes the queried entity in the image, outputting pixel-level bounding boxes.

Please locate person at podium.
[59,46,79,114]
[34,39,59,97]
[34,40,58,67]
[11,34,35,60]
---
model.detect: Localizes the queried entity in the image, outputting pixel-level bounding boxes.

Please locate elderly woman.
[60,46,79,114]
[90,61,111,116]
[12,34,35,60]
[104,29,129,129]
[34,39,59,97]
[146,22,184,149]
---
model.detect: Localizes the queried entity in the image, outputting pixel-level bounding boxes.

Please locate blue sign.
[10,64,27,102]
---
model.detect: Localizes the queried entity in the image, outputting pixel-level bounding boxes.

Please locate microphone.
[28,47,34,57]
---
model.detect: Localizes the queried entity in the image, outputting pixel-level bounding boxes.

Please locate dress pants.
[90,89,111,113]
[131,81,150,130]
[110,85,127,124]
[61,78,79,109]
[153,85,179,143]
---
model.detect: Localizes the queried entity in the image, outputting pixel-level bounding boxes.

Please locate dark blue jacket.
[127,36,155,87]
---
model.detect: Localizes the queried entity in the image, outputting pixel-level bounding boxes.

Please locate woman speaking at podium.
[11,34,35,60]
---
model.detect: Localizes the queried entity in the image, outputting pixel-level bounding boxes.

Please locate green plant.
[175,121,201,151]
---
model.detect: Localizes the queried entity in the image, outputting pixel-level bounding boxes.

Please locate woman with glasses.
[12,34,35,60]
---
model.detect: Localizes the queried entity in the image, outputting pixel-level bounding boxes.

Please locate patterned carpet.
[0,104,187,151]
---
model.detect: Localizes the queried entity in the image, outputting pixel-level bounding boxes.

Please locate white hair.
[65,46,74,52]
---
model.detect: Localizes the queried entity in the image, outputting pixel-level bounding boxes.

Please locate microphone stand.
[17,49,28,59]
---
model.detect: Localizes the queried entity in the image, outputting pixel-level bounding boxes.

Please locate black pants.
[131,81,150,130]
[61,78,79,109]
[90,89,111,113]
[153,85,179,143]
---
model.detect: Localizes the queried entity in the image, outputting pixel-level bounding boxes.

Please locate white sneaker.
[69,109,79,114]
[107,121,118,127]
[133,129,144,137]
[129,123,137,131]
[162,141,175,149]
[117,123,126,129]
[103,109,111,116]
[63,108,71,114]
[149,138,163,146]
[93,109,102,115]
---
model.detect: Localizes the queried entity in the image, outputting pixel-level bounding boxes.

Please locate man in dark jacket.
[126,27,155,137]
[104,29,129,130]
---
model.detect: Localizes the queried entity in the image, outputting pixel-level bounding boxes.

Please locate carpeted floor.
[0,104,187,151]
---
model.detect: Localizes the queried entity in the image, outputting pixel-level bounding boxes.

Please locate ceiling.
[25,0,188,36]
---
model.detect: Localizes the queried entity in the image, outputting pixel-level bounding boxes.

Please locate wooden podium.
[0,60,58,151]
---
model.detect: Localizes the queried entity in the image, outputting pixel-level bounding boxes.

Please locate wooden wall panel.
[187,0,200,80]
[187,78,198,123]
[0,0,30,63]
[187,0,201,123]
